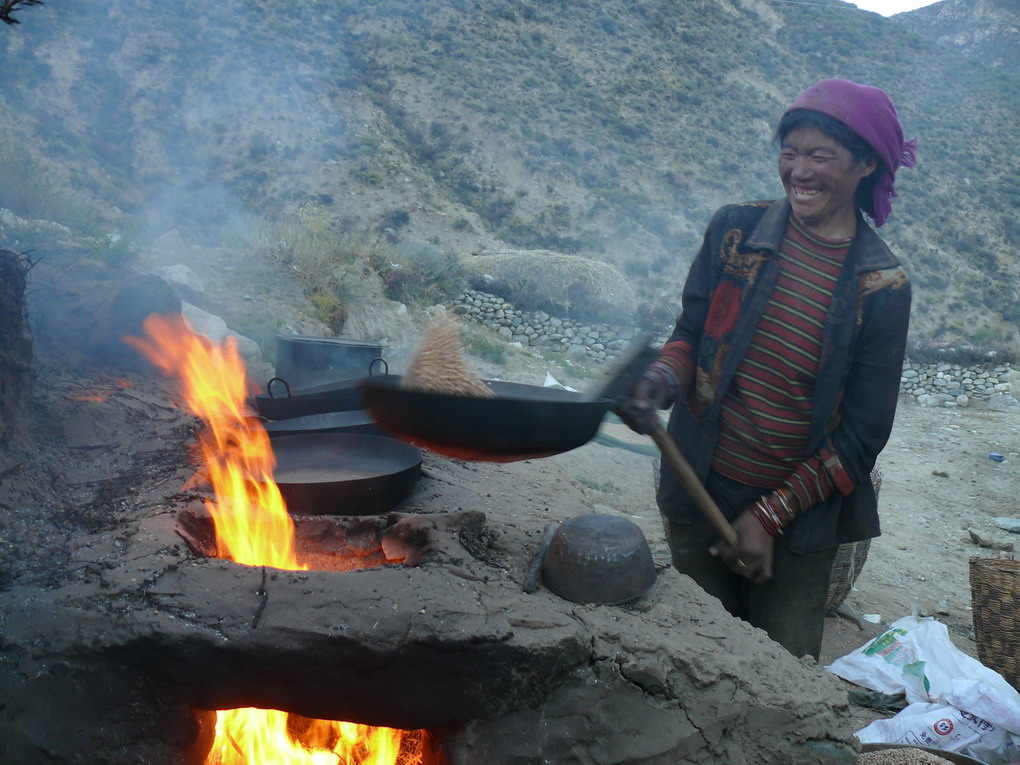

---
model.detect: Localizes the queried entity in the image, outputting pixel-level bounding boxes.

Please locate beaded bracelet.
[751,496,783,537]
[774,490,795,525]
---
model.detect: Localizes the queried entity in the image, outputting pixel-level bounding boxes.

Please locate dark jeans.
[663,470,838,661]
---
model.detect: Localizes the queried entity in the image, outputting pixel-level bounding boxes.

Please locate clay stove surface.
[0,370,859,764]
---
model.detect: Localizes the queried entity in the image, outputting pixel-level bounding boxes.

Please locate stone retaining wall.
[900,359,1016,409]
[450,289,661,363]
[450,290,1018,411]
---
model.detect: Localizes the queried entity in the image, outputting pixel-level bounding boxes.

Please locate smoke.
[1,0,361,249]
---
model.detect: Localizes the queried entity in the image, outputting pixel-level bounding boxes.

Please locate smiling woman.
[778,125,876,238]
[782,79,917,228]
[616,78,917,663]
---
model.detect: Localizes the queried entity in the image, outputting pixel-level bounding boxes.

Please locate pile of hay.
[468,249,635,322]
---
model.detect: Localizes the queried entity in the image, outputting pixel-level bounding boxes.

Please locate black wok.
[263,410,384,439]
[359,375,612,462]
[253,376,367,421]
[270,433,421,515]
[358,338,739,545]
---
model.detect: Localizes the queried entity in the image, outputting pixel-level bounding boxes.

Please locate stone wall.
[450,290,664,363]
[900,359,1017,410]
[451,290,1019,413]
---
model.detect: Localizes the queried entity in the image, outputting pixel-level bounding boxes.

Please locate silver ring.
[736,559,748,569]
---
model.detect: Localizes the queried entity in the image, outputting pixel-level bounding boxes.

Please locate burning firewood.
[402,312,494,398]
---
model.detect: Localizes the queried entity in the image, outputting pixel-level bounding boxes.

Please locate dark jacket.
[658,199,911,553]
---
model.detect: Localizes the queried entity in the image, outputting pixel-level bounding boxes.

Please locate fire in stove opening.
[198,707,437,764]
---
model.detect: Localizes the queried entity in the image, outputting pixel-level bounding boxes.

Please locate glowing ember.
[64,393,110,403]
[127,314,428,764]
[126,313,303,569]
[63,377,135,403]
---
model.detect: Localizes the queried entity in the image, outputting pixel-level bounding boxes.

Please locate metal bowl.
[269,433,422,516]
[541,515,657,605]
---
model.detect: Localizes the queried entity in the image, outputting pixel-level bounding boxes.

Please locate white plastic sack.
[949,677,1020,738]
[543,372,577,392]
[827,615,1020,764]
[856,701,1020,765]
[827,615,1020,733]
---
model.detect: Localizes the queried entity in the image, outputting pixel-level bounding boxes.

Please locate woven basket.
[825,464,883,614]
[969,556,1020,691]
[826,539,871,614]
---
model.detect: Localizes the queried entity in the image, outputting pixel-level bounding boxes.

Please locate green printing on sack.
[863,629,931,696]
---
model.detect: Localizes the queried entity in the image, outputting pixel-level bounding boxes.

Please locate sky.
[851,0,941,15]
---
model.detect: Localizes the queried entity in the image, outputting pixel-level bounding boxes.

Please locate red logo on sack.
[933,719,954,736]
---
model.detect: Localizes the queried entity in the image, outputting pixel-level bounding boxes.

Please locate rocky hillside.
[897,0,1020,70]
[0,0,1018,346]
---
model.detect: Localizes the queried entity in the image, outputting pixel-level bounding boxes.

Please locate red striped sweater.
[711,218,850,521]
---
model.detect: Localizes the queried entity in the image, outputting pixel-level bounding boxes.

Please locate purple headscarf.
[784,78,917,227]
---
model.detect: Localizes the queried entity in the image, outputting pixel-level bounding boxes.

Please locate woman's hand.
[711,508,775,585]
[614,372,670,435]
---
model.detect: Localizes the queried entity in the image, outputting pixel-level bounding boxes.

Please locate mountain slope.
[0,0,1018,344]
[897,0,1020,70]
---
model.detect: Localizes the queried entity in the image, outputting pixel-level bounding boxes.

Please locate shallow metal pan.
[270,433,422,515]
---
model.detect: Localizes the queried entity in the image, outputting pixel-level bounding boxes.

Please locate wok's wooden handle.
[649,423,739,547]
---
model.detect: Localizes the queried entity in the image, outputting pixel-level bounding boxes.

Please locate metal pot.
[270,433,422,516]
[540,514,657,605]
[357,334,657,462]
[274,335,387,390]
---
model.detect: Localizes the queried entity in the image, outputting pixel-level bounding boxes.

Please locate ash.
[0,361,199,591]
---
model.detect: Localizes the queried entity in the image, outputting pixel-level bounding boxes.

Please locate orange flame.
[205,708,424,765]
[126,314,428,764]
[127,313,303,569]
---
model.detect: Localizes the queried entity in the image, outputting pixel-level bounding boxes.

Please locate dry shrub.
[467,249,635,322]
[246,205,384,332]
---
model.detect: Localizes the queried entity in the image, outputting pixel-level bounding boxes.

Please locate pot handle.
[369,357,389,376]
[266,377,293,399]
[523,523,558,593]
